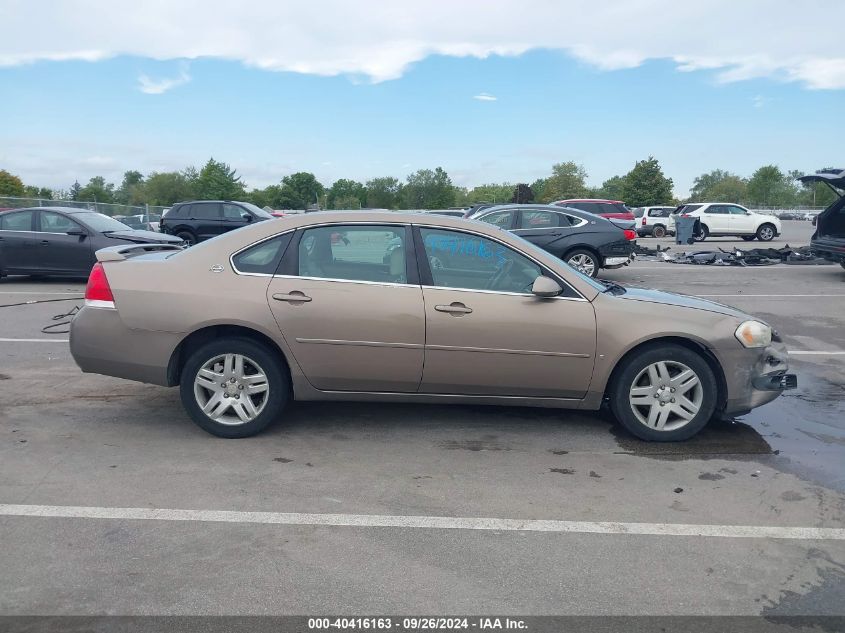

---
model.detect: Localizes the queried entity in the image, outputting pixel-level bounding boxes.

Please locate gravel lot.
[1,220,843,616]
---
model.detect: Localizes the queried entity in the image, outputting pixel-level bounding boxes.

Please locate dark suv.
[800,169,845,270]
[160,201,273,245]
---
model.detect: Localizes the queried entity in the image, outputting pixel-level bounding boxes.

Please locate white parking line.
[0,338,69,343]
[790,351,845,356]
[1,504,843,540]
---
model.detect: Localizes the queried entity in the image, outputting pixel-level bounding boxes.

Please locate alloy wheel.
[758,226,774,241]
[628,360,703,431]
[193,353,270,425]
[567,253,596,277]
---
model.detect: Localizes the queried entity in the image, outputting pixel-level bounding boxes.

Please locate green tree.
[622,156,674,207]
[142,171,195,206]
[69,180,82,201]
[689,170,747,202]
[466,183,513,204]
[0,169,25,196]
[327,178,366,209]
[530,178,547,202]
[114,170,145,205]
[276,172,324,210]
[540,162,588,202]
[401,167,455,209]
[77,176,115,203]
[795,168,838,208]
[597,175,627,201]
[23,185,54,199]
[365,176,402,209]
[747,165,788,207]
[193,158,245,200]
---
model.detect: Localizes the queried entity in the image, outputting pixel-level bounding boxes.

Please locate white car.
[633,206,676,238]
[671,203,781,242]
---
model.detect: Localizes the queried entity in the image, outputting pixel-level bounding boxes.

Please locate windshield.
[76,212,133,233]
[674,204,701,215]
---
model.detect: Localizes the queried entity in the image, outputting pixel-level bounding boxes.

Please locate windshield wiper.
[599,279,626,295]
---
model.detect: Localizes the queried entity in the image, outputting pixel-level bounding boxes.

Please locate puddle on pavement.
[612,419,773,459]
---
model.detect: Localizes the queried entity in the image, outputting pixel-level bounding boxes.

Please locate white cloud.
[752,95,766,109]
[137,63,190,94]
[1,1,844,89]
[473,93,497,101]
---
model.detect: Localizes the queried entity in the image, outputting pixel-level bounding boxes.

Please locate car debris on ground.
[633,244,832,266]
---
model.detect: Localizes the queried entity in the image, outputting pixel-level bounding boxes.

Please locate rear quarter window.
[231,233,293,275]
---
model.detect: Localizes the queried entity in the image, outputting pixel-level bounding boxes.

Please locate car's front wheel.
[756,224,776,242]
[564,249,599,278]
[180,337,289,438]
[609,344,718,441]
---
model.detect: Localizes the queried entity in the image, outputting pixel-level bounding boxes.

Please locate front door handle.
[273,291,312,303]
[40,240,50,245]
[435,302,473,315]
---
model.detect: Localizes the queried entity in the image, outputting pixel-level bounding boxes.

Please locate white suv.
[671,203,781,242]
[633,206,676,238]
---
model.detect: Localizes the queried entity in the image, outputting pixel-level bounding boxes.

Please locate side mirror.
[531,275,562,298]
[66,228,86,237]
[242,213,253,222]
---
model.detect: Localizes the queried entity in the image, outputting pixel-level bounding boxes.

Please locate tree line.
[0,157,837,211]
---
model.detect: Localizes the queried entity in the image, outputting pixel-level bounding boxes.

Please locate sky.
[1,0,844,197]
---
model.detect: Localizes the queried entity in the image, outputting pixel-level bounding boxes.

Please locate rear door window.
[298,225,408,284]
[477,210,516,230]
[193,203,221,220]
[520,210,559,229]
[0,210,35,231]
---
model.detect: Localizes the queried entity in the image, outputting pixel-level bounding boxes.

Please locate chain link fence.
[0,196,168,219]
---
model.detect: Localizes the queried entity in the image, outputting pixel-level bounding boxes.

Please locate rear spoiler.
[95,243,184,262]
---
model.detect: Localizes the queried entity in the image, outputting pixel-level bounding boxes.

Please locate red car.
[553,199,635,221]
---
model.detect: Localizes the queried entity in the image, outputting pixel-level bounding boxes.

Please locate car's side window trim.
[411,224,585,301]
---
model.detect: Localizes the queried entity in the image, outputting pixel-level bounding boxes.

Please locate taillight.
[85,262,115,307]
[642,217,647,225]
[623,229,637,241]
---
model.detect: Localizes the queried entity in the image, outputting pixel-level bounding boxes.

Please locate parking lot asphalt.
[1,219,843,616]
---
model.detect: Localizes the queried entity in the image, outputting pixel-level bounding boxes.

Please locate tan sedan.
[70,212,795,441]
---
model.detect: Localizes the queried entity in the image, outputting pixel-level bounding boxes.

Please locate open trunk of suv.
[800,170,845,265]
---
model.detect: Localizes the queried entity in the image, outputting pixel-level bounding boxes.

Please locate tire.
[693,225,709,242]
[176,231,198,247]
[179,337,289,438]
[564,249,600,278]
[741,235,756,241]
[609,344,718,442]
[756,223,776,242]
[652,225,666,238]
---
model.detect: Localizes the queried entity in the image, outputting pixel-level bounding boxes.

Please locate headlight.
[735,320,772,348]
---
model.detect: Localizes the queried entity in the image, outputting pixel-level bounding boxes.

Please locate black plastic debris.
[663,244,833,267]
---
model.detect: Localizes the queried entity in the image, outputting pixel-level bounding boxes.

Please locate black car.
[160,200,273,245]
[0,207,182,279]
[800,169,845,269]
[467,204,636,277]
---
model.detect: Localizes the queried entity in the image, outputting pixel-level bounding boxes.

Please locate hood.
[104,229,183,244]
[616,287,748,319]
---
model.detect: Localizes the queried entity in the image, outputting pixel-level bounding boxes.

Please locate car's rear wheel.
[176,231,197,247]
[756,224,776,242]
[564,249,599,278]
[741,235,756,241]
[652,225,666,238]
[693,225,709,242]
[609,344,718,441]
[180,337,289,438]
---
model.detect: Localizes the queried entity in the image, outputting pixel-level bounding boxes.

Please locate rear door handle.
[273,292,312,303]
[435,302,473,315]
[41,240,50,245]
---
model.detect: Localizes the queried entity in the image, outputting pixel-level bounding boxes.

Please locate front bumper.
[70,305,181,386]
[717,340,796,416]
